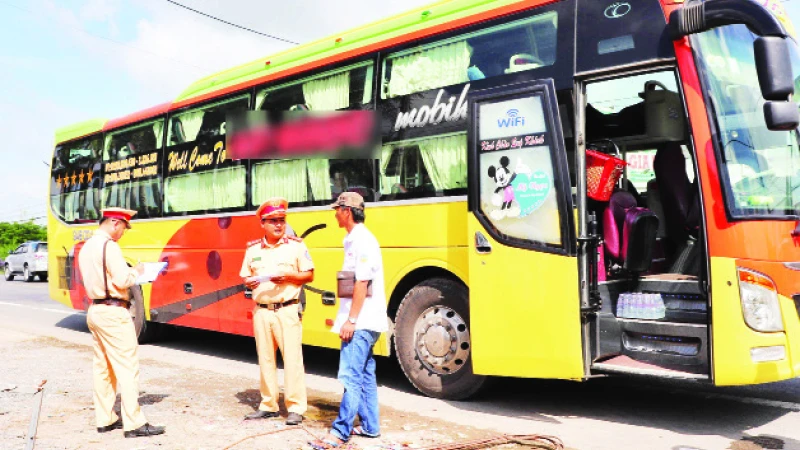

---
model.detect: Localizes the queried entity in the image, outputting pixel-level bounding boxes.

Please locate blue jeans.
[330,330,381,441]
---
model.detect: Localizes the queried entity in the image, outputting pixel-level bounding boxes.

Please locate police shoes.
[245,410,280,420]
[97,418,122,433]
[286,412,303,425]
[124,423,166,438]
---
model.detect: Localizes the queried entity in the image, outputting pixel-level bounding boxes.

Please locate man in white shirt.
[311,192,388,449]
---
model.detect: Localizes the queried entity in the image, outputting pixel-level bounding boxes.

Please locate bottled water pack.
[616,292,666,320]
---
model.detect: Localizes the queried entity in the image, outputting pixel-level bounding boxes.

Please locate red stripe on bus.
[103,102,172,132]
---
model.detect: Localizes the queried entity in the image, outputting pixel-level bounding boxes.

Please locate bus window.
[250,158,376,207]
[51,136,103,223]
[475,95,562,247]
[257,61,374,111]
[379,133,467,200]
[694,24,800,219]
[329,159,377,202]
[168,95,249,145]
[164,95,250,214]
[102,120,163,219]
[381,12,557,99]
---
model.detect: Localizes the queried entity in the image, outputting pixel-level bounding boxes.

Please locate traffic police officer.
[240,197,314,425]
[78,207,165,438]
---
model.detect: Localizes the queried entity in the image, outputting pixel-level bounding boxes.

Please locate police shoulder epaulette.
[247,239,262,248]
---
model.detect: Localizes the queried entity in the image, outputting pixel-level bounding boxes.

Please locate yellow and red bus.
[47,0,800,400]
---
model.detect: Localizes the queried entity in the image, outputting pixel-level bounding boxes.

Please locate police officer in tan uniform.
[78,207,165,438]
[241,198,314,425]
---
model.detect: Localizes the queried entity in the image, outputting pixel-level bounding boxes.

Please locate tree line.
[0,222,47,259]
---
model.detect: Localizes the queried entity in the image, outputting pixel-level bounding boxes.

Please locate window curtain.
[386,40,470,98]
[165,166,246,212]
[252,159,308,204]
[102,183,130,209]
[302,72,350,110]
[307,159,332,201]
[256,89,269,110]
[362,65,374,105]
[152,121,164,149]
[175,110,205,143]
[62,192,78,222]
[379,144,399,195]
[103,135,113,161]
[417,134,467,190]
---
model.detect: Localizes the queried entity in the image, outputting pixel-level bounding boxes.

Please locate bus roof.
[173,0,548,106]
[54,118,107,145]
[56,0,555,143]
[103,102,172,132]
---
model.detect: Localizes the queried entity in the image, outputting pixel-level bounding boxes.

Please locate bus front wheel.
[394,278,486,400]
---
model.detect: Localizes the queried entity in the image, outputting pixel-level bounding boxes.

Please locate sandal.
[308,438,343,450]
[351,426,380,438]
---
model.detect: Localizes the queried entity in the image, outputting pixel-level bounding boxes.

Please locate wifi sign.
[497,109,525,128]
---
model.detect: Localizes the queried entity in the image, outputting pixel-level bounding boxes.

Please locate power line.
[164,0,299,45]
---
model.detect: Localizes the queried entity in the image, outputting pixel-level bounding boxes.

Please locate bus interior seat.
[118,143,133,159]
[603,190,659,274]
[645,179,667,239]
[653,142,702,275]
[139,129,157,152]
[504,53,543,74]
[198,112,225,138]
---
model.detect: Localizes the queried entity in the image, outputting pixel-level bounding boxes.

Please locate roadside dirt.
[0,333,542,450]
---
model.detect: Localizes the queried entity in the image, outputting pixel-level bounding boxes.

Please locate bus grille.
[57,256,72,290]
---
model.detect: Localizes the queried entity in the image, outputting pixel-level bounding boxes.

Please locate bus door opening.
[582,69,711,380]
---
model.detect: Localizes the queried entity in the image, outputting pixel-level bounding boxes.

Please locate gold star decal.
[63,174,70,188]
[55,175,62,186]
[79,170,85,184]
[71,172,77,185]
[86,169,93,183]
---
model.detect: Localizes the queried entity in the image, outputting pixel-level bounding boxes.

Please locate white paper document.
[245,274,276,284]
[136,262,168,284]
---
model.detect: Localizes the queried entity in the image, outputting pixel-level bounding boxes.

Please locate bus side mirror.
[754,37,798,130]
[764,101,799,131]
[754,37,794,100]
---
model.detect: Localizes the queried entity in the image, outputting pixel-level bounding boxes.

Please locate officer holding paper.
[240,197,314,425]
[78,207,165,438]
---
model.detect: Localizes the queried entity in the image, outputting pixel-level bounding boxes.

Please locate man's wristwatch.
[347,317,357,325]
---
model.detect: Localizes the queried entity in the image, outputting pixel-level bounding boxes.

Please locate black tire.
[23,265,34,282]
[394,278,486,400]
[129,285,162,343]
[3,264,13,281]
[39,273,48,282]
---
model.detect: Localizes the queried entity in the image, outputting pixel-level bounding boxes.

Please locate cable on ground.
[222,425,563,450]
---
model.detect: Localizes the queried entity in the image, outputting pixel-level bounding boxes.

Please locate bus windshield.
[694,24,800,219]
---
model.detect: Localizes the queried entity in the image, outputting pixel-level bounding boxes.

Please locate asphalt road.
[2,277,799,450]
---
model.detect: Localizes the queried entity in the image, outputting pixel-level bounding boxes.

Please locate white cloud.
[0,0,434,223]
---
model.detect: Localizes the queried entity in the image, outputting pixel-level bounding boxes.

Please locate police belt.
[257,299,299,311]
[92,298,131,308]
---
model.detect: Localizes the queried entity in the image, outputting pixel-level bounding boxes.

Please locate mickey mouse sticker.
[487,155,549,221]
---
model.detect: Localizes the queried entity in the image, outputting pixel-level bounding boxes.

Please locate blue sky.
[0,0,798,225]
[0,0,433,224]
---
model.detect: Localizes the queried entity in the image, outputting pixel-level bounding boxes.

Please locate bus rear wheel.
[394,278,486,400]
[129,286,163,343]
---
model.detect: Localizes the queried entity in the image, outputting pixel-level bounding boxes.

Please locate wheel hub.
[413,306,471,375]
